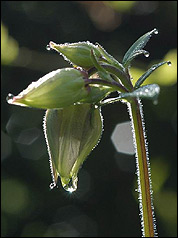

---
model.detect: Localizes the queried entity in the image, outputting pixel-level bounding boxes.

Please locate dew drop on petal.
[153,28,159,34]
[63,177,78,193]
[6,93,14,104]
[49,182,56,190]
[144,52,150,58]
[167,61,172,66]
[46,44,51,51]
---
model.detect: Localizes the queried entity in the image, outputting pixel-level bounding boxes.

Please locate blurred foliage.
[1,1,177,237]
[104,1,136,12]
[155,190,177,236]
[1,179,30,215]
[151,157,170,194]
[1,22,19,65]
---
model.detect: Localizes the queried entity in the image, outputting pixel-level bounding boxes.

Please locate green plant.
[7,29,171,237]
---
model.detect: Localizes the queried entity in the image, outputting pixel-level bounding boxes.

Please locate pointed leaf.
[135,61,171,89]
[122,28,158,66]
[123,50,150,67]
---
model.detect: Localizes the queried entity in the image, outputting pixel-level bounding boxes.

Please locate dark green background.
[1,1,177,237]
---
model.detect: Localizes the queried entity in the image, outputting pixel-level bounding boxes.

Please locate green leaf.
[135,61,171,89]
[122,28,158,67]
[101,84,160,106]
[123,50,150,67]
[120,84,160,100]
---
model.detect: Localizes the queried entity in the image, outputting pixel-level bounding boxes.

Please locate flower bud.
[43,103,103,192]
[49,41,101,69]
[7,68,89,109]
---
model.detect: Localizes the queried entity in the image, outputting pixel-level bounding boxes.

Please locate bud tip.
[49,41,57,49]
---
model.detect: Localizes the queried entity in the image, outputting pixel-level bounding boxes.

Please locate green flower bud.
[49,41,101,69]
[43,103,103,192]
[7,68,88,109]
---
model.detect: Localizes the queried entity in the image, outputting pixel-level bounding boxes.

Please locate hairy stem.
[88,64,133,90]
[128,98,156,237]
[86,78,128,93]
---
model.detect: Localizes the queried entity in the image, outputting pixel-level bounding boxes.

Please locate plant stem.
[86,78,128,93]
[88,64,133,90]
[128,98,156,237]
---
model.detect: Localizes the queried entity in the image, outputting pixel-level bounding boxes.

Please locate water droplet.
[167,61,172,66]
[46,44,51,51]
[63,177,78,193]
[49,182,56,190]
[153,28,159,34]
[6,93,14,103]
[144,52,150,58]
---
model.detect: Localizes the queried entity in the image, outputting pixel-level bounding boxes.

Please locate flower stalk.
[128,98,156,237]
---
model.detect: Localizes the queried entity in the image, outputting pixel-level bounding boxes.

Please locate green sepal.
[7,68,88,109]
[90,49,113,82]
[43,104,103,192]
[96,43,124,70]
[49,41,101,69]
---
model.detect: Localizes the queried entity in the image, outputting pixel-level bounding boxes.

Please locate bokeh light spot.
[111,121,135,155]
[1,179,30,215]
[16,127,41,145]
